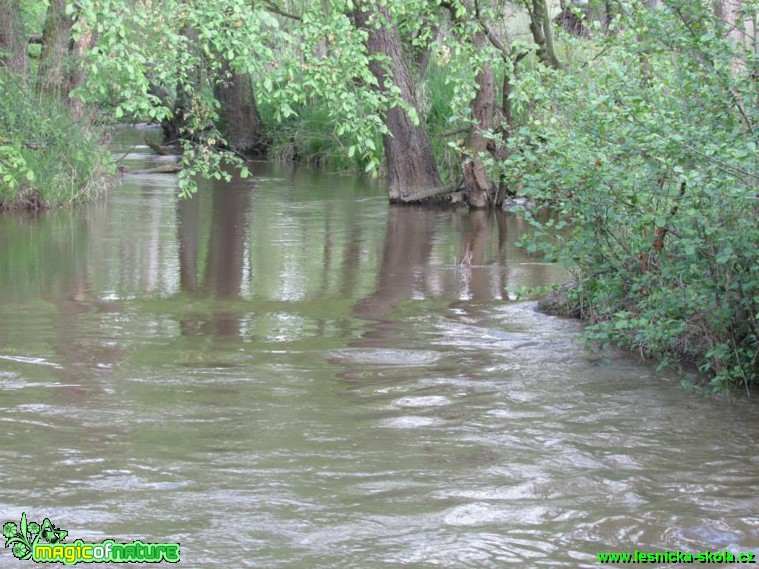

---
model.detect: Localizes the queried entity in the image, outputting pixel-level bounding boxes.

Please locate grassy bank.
[0,71,113,210]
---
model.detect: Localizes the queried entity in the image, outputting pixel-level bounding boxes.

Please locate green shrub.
[505,3,759,391]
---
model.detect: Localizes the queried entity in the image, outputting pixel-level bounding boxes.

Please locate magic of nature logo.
[3,513,180,564]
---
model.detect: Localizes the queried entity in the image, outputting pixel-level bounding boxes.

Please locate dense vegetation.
[0,70,112,208]
[506,3,758,392]
[0,1,113,208]
[1,0,757,390]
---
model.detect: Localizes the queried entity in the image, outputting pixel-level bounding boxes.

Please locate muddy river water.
[1,127,758,567]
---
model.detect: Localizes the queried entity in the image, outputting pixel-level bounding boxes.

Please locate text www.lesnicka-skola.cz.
[597,550,756,564]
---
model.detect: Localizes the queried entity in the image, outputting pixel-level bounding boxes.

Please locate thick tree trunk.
[354,0,443,202]
[214,62,262,154]
[156,26,201,145]
[38,0,72,98]
[0,0,27,77]
[163,89,187,145]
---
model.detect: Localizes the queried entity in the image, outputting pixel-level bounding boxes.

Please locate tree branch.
[473,0,512,62]
[260,0,301,21]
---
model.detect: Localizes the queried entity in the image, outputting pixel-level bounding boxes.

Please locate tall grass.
[0,70,113,209]
[259,100,374,172]
[257,60,463,182]
[417,62,462,185]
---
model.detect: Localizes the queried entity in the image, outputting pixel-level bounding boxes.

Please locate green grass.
[259,100,373,172]
[0,70,114,209]
[418,62,463,185]
[257,60,464,182]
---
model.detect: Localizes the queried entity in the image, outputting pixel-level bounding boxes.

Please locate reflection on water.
[0,127,758,567]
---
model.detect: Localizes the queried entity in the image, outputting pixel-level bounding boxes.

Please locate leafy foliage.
[0,70,112,209]
[504,1,759,391]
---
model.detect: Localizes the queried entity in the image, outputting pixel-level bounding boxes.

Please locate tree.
[524,0,562,69]
[353,0,443,202]
[0,0,26,77]
[440,0,533,207]
[37,0,72,97]
[502,0,758,389]
[214,61,262,155]
[442,0,501,208]
[69,15,94,121]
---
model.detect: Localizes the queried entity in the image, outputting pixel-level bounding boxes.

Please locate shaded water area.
[1,127,758,567]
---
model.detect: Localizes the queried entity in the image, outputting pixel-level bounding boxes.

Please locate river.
[0,127,757,567]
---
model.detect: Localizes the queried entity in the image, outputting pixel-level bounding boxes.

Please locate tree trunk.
[604,1,614,32]
[0,0,27,77]
[445,0,507,207]
[214,61,262,154]
[527,0,562,69]
[541,0,561,68]
[38,0,72,98]
[716,0,749,45]
[68,22,94,121]
[555,0,588,37]
[353,0,443,202]
[464,29,497,208]
[156,26,201,145]
[495,62,518,203]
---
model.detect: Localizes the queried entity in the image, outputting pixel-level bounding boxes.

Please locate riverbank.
[535,269,757,395]
[0,72,114,210]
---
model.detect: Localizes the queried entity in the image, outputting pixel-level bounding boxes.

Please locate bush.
[0,70,113,209]
[505,3,759,391]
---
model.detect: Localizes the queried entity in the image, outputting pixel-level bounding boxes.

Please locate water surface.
[1,128,758,567]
